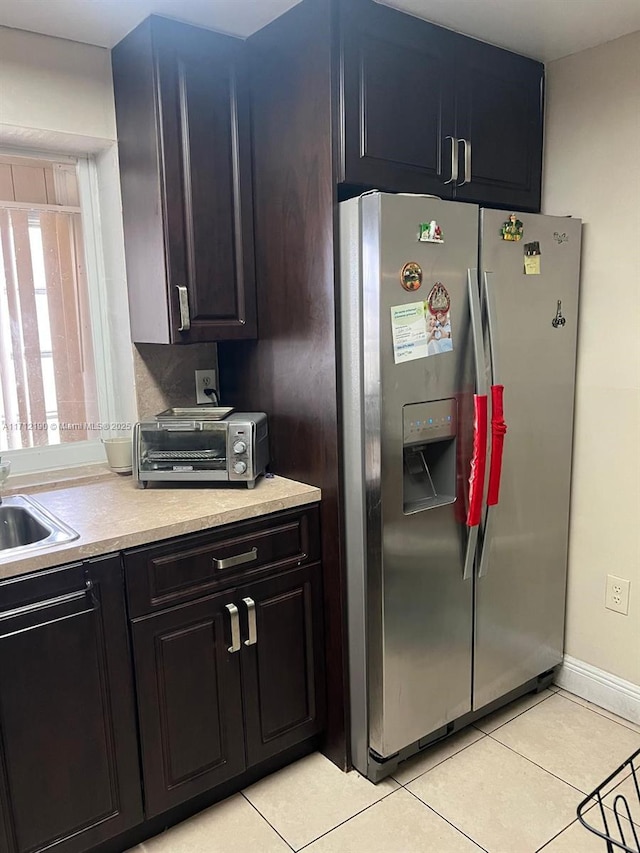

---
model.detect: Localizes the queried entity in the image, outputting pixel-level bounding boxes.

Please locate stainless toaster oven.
[133,409,269,489]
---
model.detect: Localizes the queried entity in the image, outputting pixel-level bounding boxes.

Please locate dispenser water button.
[233,440,247,455]
[233,460,248,475]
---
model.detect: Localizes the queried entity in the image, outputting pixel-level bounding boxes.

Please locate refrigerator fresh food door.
[341,192,479,768]
[474,210,581,711]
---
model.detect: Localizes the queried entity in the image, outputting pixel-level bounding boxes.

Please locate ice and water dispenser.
[403,399,457,514]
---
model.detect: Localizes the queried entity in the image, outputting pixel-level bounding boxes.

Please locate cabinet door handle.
[443,136,458,185]
[225,603,241,653]
[243,597,257,646]
[458,139,472,186]
[212,547,258,571]
[176,285,191,331]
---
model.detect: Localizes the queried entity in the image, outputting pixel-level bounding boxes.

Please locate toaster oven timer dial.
[233,460,247,475]
[233,440,247,455]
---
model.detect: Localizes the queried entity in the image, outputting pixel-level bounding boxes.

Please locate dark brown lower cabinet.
[131,563,325,816]
[131,588,246,817]
[240,564,325,766]
[0,556,142,853]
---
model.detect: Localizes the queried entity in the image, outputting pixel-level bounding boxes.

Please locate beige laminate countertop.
[0,474,321,582]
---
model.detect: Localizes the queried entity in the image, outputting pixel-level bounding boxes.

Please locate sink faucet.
[0,458,10,505]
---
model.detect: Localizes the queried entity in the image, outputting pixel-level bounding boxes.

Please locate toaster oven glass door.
[138,425,227,473]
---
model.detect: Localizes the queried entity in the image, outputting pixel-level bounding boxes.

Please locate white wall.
[543,31,640,686]
[0,26,115,142]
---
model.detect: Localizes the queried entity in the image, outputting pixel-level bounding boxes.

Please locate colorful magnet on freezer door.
[400,261,423,291]
[418,220,444,243]
[501,214,524,241]
[426,282,453,355]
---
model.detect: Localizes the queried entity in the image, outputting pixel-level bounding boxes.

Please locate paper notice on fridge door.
[390,301,429,364]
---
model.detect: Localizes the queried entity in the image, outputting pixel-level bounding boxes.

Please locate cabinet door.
[0,557,142,853]
[239,564,325,766]
[453,39,544,211]
[131,589,245,817]
[153,17,257,342]
[339,0,456,196]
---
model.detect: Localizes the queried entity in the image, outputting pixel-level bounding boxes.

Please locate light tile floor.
[131,688,640,853]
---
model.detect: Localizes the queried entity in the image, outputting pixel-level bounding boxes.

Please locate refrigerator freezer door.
[474,210,581,711]
[342,193,479,764]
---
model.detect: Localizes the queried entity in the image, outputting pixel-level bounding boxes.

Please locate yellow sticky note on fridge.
[524,255,541,275]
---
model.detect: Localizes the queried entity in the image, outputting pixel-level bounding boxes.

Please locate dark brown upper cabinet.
[0,557,142,853]
[112,16,257,344]
[338,0,544,211]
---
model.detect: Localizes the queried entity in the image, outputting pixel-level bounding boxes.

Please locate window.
[0,153,132,472]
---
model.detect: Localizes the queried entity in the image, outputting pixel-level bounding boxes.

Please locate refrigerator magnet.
[400,262,423,291]
[523,241,541,275]
[426,282,453,355]
[501,214,524,241]
[418,220,444,243]
[552,300,566,327]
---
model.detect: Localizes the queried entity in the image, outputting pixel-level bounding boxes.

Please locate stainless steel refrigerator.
[340,192,581,781]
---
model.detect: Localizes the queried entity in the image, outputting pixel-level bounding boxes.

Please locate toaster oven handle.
[213,547,258,571]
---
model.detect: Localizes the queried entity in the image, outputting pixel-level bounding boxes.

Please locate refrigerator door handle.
[458,139,472,186]
[443,136,459,185]
[479,272,508,578]
[463,269,488,580]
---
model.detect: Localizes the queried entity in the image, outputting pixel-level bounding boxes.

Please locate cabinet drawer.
[125,504,320,617]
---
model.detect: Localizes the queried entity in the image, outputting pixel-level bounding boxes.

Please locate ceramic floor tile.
[392,726,485,785]
[596,770,640,827]
[570,797,640,851]
[556,688,640,735]
[548,684,561,693]
[130,793,291,853]
[243,752,398,850]
[303,788,484,853]
[491,693,640,793]
[407,735,580,853]
[474,689,555,734]
[537,818,616,852]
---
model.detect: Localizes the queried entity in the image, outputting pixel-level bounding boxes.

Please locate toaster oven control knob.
[233,460,247,475]
[233,440,247,455]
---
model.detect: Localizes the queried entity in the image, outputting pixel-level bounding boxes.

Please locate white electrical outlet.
[195,369,218,405]
[605,574,631,615]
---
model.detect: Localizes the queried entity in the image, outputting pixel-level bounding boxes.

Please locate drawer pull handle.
[225,603,241,653]
[243,597,257,646]
[213,547,258,571]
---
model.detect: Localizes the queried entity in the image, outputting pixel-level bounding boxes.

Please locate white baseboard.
[555,655,640,725]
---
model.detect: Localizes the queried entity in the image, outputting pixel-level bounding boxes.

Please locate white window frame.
[0,146,136,475]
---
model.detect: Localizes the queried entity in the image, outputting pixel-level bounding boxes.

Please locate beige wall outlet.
[605,575,630,615]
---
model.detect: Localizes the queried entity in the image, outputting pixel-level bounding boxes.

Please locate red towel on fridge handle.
[466,394,487,527]
[487,384,507,506]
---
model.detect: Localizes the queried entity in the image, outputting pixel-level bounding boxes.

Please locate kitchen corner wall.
[542,31,640,686]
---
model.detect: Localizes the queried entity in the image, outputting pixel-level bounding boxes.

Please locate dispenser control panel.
[403,398,457,445]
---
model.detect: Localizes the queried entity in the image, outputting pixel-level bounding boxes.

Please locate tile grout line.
[555,690,640,736]
[294,776,402,853]
[472,689,556,737]
[241,791,296,852]
[391,730,488,786]
[402,732,581,853]
[534,816,583,852]
[485,730,590,797]
[403,787,490,852]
